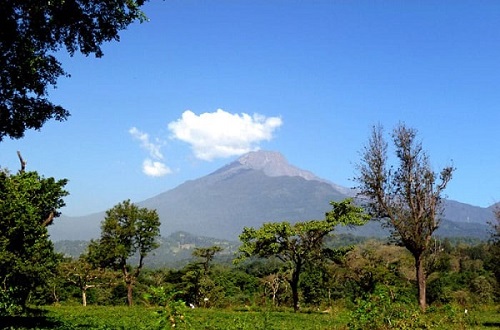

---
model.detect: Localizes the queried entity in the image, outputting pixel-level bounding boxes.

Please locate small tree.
[88,200,160,306]
[193,246,223,275]
[262,272,288,307]
[235,199,368,311]
[490,206,500,242]
[58,257,118,306]
[355,123,454,311]
[180,246,223,306]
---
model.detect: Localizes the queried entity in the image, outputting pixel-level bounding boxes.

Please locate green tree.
[88,200,160,306]
[192,246,223,275]
[235,199,368,311]
[355,123,454,311]
[0,0,148,140]
[0,166,68,314]
[209,266,260,307]
[300,266,328,307]
[178,246,224,307]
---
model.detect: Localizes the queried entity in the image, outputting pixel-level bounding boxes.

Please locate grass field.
[0,305,498,329]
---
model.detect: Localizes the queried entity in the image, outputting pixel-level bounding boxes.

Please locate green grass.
[180,308,349,330]
[0,304,498,330]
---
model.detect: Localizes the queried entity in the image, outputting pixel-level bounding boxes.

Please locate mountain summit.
[236,150,318,180]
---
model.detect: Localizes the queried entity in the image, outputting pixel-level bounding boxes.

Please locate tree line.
[24,223,500,313]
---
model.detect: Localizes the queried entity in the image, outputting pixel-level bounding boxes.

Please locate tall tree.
[0,0,148,140]
[235,199,368,311]
[0,165,68,314]
[88,200,160,306]
[355,123,454,311]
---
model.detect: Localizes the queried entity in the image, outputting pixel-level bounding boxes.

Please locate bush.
[144,286,191,329]
[348,285,423,330]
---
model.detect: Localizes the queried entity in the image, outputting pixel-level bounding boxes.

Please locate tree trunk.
[290,269,300,312]
[122,263,135,307]
[82,289,87,307]
[415,253,426,311]
[127,281,133,306]
[52,284,59,304]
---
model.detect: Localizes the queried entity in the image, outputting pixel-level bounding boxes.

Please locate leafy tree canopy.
[236,199,367,264]
[0,0,148,140]
[0,168,68,314]
[235,198,369,311]
[87,199,160,306]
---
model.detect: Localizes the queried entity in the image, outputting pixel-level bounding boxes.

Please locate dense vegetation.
[0,173,499,328]
[0,165,68,315]
[1,235,499,329]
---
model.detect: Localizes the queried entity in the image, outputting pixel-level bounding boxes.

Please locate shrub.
[348,285,423,330]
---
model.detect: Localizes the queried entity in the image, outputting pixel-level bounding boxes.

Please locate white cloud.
[129,127,171,177]
[142,159,172,177]
[168,109,282,161]
[129,127,164,160]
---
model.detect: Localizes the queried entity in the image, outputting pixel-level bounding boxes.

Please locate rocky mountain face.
[49,150,494,241]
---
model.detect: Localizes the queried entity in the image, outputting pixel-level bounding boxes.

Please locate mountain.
[49,150,494,241]
[51,212,104,241]
[442,199,493,225]
[138,151,349,239]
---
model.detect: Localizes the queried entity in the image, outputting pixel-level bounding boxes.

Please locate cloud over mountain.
[168,109,282,161]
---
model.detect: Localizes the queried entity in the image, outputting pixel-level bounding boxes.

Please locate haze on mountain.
[49,150,494,241]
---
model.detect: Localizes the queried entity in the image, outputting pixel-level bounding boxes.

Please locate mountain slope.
[442,199,493,225]
[49,150,494,241]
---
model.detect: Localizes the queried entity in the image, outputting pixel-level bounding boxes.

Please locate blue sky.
[1,1,499,216]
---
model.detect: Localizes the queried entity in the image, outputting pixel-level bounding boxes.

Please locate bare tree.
[355,123,454,311]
